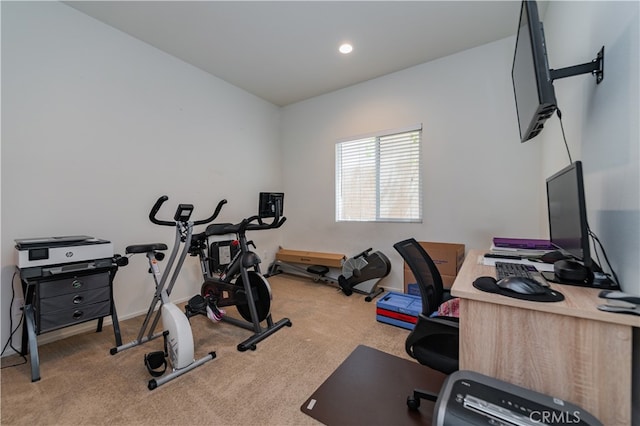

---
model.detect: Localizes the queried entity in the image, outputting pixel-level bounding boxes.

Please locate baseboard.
[2,295,194,358]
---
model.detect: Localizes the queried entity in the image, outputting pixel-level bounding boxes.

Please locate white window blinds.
[336,125,422,222]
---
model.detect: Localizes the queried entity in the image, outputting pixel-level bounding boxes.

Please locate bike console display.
[259,192,284,219]
[174,204,194,222]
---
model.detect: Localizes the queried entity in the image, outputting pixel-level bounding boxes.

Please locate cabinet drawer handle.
[72,295,84,304]
[72,310,84,320]
[71,279,83,289]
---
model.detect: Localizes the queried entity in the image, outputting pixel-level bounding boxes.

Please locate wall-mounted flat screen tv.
[512,0,557,142]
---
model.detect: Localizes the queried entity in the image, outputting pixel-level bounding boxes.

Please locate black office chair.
[393,238,460,409]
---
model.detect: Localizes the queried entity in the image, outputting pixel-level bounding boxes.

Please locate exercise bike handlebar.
[148,195,228,227]
[194,199,228,226]
[149,196,173,226]
[240,214,287,234]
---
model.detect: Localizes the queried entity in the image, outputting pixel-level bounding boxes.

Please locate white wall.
[540,1,639,295]
[539,1,639,421]
[280,36,543,291]
[1,2,283,348]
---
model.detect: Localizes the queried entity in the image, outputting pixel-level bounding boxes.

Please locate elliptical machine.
[185,192,292,351]
[110,196,226,390]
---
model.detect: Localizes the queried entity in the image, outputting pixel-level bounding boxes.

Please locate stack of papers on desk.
[483,237,557,272]
[489,245,550,258]
[490,237,554,258]
[493,237,554,250]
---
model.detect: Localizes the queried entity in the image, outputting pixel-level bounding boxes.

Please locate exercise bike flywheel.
[201,271,272,323]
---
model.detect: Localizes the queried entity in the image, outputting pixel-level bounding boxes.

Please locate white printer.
[15,235,114,273]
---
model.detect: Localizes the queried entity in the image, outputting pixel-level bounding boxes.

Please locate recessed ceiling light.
[339,43,353,54]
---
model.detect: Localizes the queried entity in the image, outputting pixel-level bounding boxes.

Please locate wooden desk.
[451,250,639,426]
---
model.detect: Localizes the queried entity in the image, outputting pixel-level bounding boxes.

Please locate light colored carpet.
[1,274,416,425]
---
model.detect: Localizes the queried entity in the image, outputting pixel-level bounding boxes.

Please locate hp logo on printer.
[66,252,74,258]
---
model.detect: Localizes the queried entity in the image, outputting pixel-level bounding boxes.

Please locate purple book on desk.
[493,237,555,250]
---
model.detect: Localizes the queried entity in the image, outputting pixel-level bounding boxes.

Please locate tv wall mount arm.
[550,46,604,84]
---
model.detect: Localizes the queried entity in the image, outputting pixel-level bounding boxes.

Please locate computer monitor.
[512,0,557,143]
[546,161,597,283]
[512,1,605,144]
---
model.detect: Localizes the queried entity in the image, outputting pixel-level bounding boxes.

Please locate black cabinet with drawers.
[35,271,112,333]
[20,263,122,382]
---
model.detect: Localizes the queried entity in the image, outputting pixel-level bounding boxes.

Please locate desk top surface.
[451,249,639,328]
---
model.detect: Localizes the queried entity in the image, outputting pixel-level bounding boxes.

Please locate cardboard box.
[404,267,457,293]
[275,248,346,268]
[376,291,422,330]
[406,283,420,296]
[403,241,464,293]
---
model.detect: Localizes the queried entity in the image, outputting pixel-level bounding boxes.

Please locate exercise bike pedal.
[186,294,208,317]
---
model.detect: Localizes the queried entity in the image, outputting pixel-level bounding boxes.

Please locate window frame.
[335,124,423,223]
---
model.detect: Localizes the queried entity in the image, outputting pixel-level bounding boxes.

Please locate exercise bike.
[110,196,226,390]
[184,192,292,352]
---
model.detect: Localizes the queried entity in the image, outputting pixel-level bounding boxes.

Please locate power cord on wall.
[1,272,27,368]
[588,226,621,287]
[556,108,573,164]
[556,108,621,287]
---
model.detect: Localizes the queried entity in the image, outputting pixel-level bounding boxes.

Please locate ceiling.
[66,1,523,106]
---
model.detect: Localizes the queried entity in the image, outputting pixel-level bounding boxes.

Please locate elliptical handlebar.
[354,248,373,259]
[148,195,227,227]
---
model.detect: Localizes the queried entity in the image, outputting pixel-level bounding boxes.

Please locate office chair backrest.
[393,238,444,315]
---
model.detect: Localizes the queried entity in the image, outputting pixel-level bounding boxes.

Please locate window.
[336,125,422,222]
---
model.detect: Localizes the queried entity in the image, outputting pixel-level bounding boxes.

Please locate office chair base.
[407,388,438,410]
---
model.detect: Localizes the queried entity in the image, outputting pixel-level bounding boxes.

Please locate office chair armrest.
[405,314,459,359]
[427,315,459,327]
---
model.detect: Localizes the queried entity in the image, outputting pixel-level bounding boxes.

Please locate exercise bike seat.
[205,223,237,236]
[126,243,168,254]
